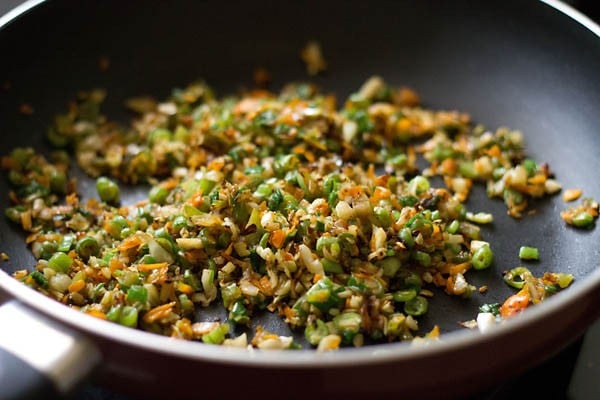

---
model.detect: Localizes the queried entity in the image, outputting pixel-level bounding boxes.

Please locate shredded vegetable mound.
[3,76,582,350]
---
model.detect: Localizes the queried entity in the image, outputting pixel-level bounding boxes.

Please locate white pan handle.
[0,301,100,400]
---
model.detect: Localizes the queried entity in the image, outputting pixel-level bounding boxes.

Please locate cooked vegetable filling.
[2,76,581,350]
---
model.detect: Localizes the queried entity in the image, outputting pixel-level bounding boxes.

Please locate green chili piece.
[76,236,99,260]
[404,295,428,316]
[48,252,72,273]
[404,272,422,290]
[96,176,120,204]
[503,267,531,289]
[472,245,493,270]
[40,241,59,260]
[393,289,417,302]
[518,246,539,261]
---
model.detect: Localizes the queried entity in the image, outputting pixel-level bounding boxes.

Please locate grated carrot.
[500,291,530,318]
[68,280,85,293]
[86,309,107,320]
[177,282,194,295]
[138,262,169,272]
[143,301,176,323]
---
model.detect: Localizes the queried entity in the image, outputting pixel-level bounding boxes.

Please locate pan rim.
[1,0,600,368]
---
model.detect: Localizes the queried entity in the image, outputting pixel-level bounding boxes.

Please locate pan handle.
[0,301,101,400]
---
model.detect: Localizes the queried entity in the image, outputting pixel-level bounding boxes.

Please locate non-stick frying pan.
[1,1,600,399]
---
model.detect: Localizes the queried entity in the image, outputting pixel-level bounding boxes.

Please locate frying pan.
[1,0,600,399]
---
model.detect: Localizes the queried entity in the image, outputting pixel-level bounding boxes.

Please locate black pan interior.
[1,0,599,344]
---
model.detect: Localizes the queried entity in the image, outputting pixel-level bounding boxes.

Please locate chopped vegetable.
[518,246,539,261]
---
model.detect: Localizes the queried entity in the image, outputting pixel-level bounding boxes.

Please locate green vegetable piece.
[386,313,407,337]
[106,305,122,322]
[29,271,49,288]
[458,161,477,179]
[48,252,73,273]
[202,323,230,345]
[229,301,250,325]
[148,128,172,146]
[518,246,539,261]
[333,312,362,343]
[107,215,128,239]
[127,285,148,304]
[404,272,422,290]
[179,294,194,314]
[221,283,241,308]
[149,186,169,204]
[5,206,25,224]
[305,277,342,312]
[408,175,430,196]
[321,258,343,274]
[556,273,574,289]
[96,176,120,204]
[413,250,431,267]
[479,303,500,316]
[119,306,138,327]
[503,267,531,289]
[57,234,75,252]
[398,227,414,248]
[304,319,329,346]
[374,206,392,227]
[379,256,401,278]
[268,189,284,211]
[522,159,537,177]
[172,215,189,231]
[393,289,417,303]
[572,211,594,228]
[49,170,67,194]
[447,219,460,234]
[472,245,494,270]
[404,295,428,316]
[76,236,99,260]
